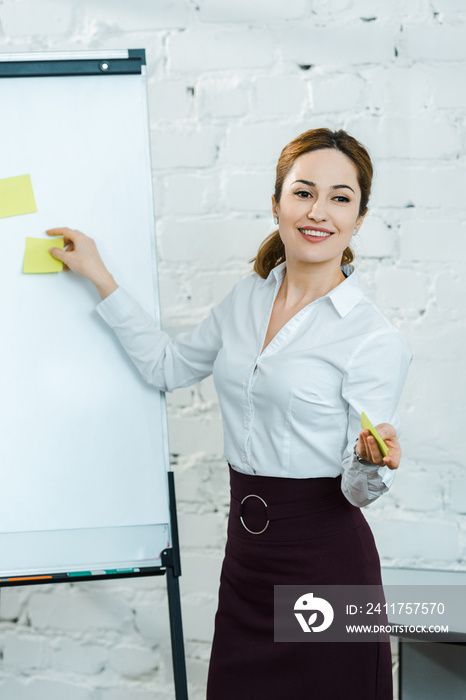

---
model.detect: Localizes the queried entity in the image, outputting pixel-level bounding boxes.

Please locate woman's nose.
[307,197,327,222]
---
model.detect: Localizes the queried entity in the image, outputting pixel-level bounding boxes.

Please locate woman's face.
[272,148,365,270]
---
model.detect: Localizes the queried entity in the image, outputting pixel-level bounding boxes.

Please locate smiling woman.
[48,127,410,700]
[272,149,362,283]
[253,128,373,278]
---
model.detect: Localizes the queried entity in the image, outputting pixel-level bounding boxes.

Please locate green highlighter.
[361,412,389,457]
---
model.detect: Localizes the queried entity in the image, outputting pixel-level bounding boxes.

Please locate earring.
[352,227,358,236]
[273,216,279,225]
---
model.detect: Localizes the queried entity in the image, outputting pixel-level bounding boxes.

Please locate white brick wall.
[1,0,466,697]
[167,28,275,72]
[198,81,250,119]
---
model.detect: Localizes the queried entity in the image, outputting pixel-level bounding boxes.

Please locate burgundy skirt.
[206,465,393,700]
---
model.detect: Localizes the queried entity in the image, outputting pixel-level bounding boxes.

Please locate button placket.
[241,361,258,469]
[241,277,282,474]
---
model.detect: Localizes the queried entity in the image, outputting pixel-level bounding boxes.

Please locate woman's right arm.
[47,227,232,392]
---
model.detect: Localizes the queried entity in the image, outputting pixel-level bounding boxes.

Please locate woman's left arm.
[340,328,412,508]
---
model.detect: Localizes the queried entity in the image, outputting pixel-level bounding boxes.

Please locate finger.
[369,435,384,463]
[46,227,79,242]
[383,451,399,470]
[47,227,69,235]
[383,456,398,470]
[359,432,370,461]
[365,437,378,463]
[382,454,396,469]
[357,432,366,459]
[358,432,366,456]
[49,247,66,262]
[369,434,379,457]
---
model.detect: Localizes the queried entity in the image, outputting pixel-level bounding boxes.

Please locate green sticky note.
[0,174,37,218]
[23,237,64,274]
[361,411,389,457]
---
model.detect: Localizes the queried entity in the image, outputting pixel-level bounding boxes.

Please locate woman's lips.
[298,227,334,242]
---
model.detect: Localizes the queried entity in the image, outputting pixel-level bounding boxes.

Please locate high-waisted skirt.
[206,465,393,700]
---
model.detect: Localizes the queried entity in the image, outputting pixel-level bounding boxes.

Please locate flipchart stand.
[0,49,189,698]
[161,471,189,700]
[0,471,189,700]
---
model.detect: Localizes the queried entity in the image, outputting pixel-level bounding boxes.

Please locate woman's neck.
[279,259,346,309]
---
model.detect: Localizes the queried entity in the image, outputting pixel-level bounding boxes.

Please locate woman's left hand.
[357,423,400,470]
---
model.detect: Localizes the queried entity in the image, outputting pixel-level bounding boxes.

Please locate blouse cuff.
[95,287,140,327]
[341,446,395,508]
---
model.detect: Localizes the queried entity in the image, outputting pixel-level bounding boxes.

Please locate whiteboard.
[0,51,171,577]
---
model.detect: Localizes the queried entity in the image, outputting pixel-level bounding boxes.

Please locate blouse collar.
[262,261,365,318]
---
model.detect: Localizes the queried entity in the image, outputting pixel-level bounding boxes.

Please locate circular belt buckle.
[240,494,269,535]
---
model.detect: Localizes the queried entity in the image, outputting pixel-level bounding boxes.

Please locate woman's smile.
[298,226,334,241]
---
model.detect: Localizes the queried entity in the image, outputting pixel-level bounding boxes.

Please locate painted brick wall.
[0,1,465,697]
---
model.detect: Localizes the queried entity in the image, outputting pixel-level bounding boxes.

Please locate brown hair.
[251,128,373,279]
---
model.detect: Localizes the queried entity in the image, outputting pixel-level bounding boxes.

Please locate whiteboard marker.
[5,575,53,582]
[104,568,140,574]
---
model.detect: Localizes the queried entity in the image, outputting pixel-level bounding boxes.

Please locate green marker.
[361,412,389,457]
[67,568,139,578]
[104,568,138,574]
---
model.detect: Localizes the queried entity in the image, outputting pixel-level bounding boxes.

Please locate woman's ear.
[271,194,279,221]
[354,211,367,233]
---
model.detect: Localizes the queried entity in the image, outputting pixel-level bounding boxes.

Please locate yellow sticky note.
[23,237,64,274]
[361,411,389,457]
[0,174,37,218]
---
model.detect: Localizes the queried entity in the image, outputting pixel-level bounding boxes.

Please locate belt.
[231,490,344,535]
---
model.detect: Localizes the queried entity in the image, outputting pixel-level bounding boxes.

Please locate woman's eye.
[334,195,350,203]
[295,190,311,198]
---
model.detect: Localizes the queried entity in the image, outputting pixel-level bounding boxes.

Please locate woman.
[48,128,411,699]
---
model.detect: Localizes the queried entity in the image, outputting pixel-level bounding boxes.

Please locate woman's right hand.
[47,227,118,300]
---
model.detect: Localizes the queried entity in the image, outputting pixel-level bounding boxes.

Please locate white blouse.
[96,263,412,508]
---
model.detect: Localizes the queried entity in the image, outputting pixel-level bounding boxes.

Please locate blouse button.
[244,422,249,429]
